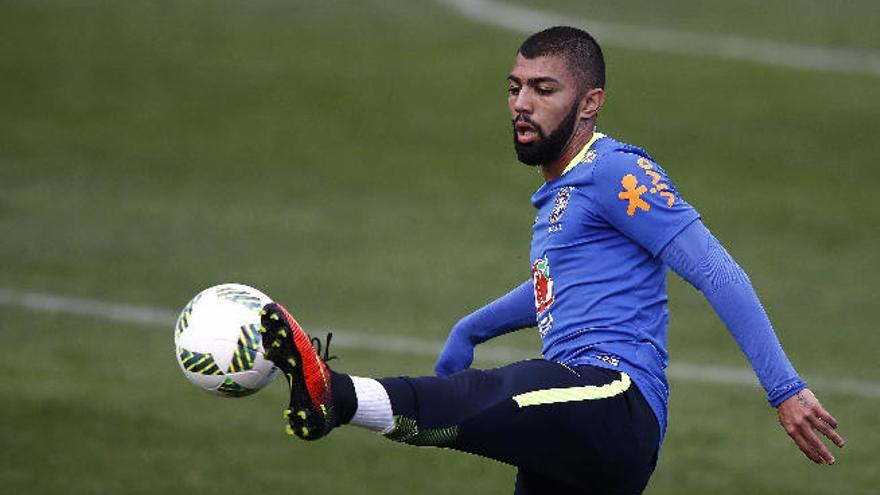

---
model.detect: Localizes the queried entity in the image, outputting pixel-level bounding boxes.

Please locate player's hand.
[434,321,476,377]
[776,388,845,465]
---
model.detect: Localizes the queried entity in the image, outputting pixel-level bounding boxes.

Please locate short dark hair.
[517,26,605,90]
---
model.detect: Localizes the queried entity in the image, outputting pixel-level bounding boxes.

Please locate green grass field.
[2,1,878,493]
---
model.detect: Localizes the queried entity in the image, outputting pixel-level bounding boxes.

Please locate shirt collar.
[560,131,605,176]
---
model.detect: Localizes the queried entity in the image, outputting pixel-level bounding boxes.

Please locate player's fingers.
[811,414,846,448]
[786,427,823,464]
[798,438,824,464]
[814,405,839,430]
[799,423,836,465]
[808,400,845,448]
[795,437,822,464]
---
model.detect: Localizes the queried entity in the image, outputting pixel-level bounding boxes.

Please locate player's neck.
[541,123,595,182]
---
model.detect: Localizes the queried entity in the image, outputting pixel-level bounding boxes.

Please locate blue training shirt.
[529,133,700,441]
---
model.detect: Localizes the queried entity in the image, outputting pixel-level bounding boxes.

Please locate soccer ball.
[174,283,280,397]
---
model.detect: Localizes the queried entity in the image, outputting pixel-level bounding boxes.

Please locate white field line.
[440,0,880,78]
[1,286,878,400]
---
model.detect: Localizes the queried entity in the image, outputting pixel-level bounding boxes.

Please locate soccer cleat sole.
[259,316,330,441]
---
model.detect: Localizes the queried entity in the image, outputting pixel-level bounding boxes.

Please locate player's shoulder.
[566,135,658,189]
[594,138,657,179]
[586,136,694,222]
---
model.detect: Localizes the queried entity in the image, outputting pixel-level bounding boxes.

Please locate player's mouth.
[514,120,539,144]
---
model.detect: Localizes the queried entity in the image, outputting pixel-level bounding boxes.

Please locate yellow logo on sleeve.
[617,158,677,216]
[637,158,675,207]
[618,174,650,216]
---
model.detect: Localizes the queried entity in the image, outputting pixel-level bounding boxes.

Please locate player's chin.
[512,139,540,164]
[514,150,543,167]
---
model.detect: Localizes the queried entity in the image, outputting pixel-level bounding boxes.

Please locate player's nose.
[512,89,533,114]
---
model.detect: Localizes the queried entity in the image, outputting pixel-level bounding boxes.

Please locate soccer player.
[259,26,846,494]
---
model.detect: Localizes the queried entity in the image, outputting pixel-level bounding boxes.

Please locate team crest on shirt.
[548,187,573,225]
[531,257,554,313]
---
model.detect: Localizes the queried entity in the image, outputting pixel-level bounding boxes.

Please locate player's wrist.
[770,380,807,408]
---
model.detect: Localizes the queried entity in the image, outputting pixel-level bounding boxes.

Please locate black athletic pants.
[374,360,659,494]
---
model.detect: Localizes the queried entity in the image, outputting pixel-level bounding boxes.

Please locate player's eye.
[536,86,553,96]
[508,86,521,96]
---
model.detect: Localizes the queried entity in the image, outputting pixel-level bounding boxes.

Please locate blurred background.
[1,1,878,493]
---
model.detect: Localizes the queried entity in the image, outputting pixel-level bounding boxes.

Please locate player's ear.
[579,87,605,120]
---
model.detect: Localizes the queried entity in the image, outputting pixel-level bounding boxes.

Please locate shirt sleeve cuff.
[768,379,807,407]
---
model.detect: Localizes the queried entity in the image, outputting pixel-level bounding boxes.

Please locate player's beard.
[512,102,580,167]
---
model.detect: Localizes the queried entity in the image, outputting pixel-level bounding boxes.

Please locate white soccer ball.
[174,283,280,397]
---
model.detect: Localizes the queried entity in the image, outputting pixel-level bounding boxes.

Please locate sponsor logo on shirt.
[531,257,554,313]
[617,158,675,216]
[618,174,650,216]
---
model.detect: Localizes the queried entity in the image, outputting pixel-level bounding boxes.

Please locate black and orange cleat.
[260,302,334,441]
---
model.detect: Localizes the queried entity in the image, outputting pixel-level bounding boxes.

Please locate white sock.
[350,376,395,434]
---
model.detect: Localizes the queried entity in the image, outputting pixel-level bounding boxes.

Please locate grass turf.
[1,1,878,493]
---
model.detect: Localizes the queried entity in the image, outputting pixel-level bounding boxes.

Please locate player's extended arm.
[660,220,845,464]
[435,280,534,376]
